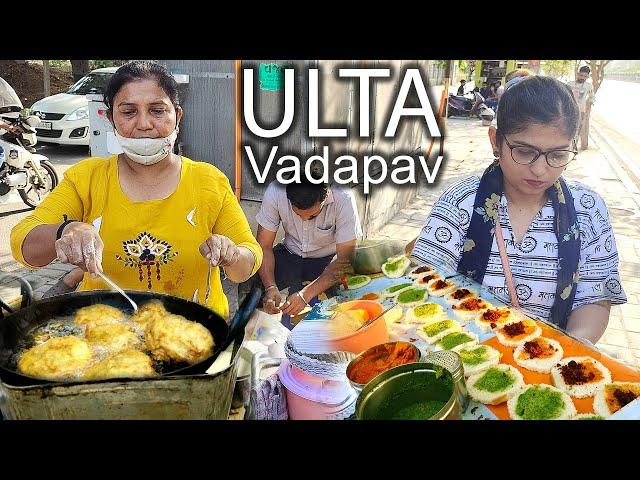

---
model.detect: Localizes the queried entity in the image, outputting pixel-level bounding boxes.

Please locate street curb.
[589,127,640,215]
[589,127,640,195]
[591,121,640,183]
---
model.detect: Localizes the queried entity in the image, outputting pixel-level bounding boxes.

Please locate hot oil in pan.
[8,315,84,371]
[9,315,146,374]
[9,307,208,379]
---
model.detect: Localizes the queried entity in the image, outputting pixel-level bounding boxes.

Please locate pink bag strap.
[493,217,521,309]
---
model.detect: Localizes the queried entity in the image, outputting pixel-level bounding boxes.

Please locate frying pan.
[0,274,263,387]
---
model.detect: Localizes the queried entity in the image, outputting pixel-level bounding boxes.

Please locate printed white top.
[412,175,627,321]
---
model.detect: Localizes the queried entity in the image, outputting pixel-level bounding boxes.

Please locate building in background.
[152,60,445,239]
[469,60,541,87]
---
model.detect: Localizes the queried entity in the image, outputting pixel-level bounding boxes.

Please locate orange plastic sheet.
[482,321,640,419]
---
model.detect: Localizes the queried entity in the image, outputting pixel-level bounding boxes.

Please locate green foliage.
[542,60,574,78]
[29,60,124,70]
[584,60,612,94]
[90,60,116,69]
[26,60,71,69]
[50,60,71,68]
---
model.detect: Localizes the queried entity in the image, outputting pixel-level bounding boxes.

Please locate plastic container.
[278,359,357,420]
[330,300,388,354]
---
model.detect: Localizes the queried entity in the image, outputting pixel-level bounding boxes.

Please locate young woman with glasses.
[412,76,626,343]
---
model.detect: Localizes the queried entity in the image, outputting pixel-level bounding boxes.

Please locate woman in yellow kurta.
[10,61,262,320]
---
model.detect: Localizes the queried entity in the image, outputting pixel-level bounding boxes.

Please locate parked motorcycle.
[0,106,59,208]
[446,91,495,122]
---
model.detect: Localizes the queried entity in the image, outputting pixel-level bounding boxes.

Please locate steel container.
[355,362,462,420]
[352,239,407,275]
[422,350,470,413]
[230,346,252,410]
[0,335,244,420]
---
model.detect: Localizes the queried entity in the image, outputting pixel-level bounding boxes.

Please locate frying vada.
[85,323,142,353]
[145,314,214,364]
[18,336,93,380]
[82,350,157,380]
[74,304,125,327]
[130,299,168,330]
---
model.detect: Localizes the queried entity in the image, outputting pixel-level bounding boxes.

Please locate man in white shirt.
[255,169,361,326]
[567,66,595,146]
[567,66,595,113]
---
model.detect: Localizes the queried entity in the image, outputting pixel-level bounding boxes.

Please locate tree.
[457,60,468,77]
[89,60,127,69]
[585,60,611,96]
[467,60,476,79]
[70,60,91,83]
[543,60,573,79]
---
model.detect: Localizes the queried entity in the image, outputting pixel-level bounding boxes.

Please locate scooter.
[0,106,59,208]
[447,91,495,122]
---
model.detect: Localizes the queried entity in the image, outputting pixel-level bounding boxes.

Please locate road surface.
[591,79,640,184]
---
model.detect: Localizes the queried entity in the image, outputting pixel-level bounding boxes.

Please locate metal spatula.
[354,301,398,332]
[96,271,138,313]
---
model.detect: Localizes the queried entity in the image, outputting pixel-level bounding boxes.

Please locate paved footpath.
[373,117,640,368]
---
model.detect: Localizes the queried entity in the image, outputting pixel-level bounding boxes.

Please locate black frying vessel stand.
[0,273,263,387]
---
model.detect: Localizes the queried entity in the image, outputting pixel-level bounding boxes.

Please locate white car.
[30,67,118,146]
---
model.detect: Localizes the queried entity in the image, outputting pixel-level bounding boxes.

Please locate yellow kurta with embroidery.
[10,156,262,320]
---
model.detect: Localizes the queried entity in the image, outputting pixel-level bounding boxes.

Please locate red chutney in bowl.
[347,342,421,385]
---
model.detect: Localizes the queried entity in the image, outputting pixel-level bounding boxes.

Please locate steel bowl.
[355,362,461,420]
[351,239,407,275]
[346,341,421,391]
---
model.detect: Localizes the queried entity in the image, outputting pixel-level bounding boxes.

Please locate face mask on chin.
[114,128,178,165]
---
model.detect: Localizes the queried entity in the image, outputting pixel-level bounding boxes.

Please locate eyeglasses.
[502,135,578,168]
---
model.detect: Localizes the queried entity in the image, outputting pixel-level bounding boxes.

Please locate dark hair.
[286,167,328,210]
[104,60,180,113]
[460,79,466,83]
[496,76,580,141]
[578,65,591,74]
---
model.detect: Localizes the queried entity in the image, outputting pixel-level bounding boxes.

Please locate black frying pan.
[0,275,263,387]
